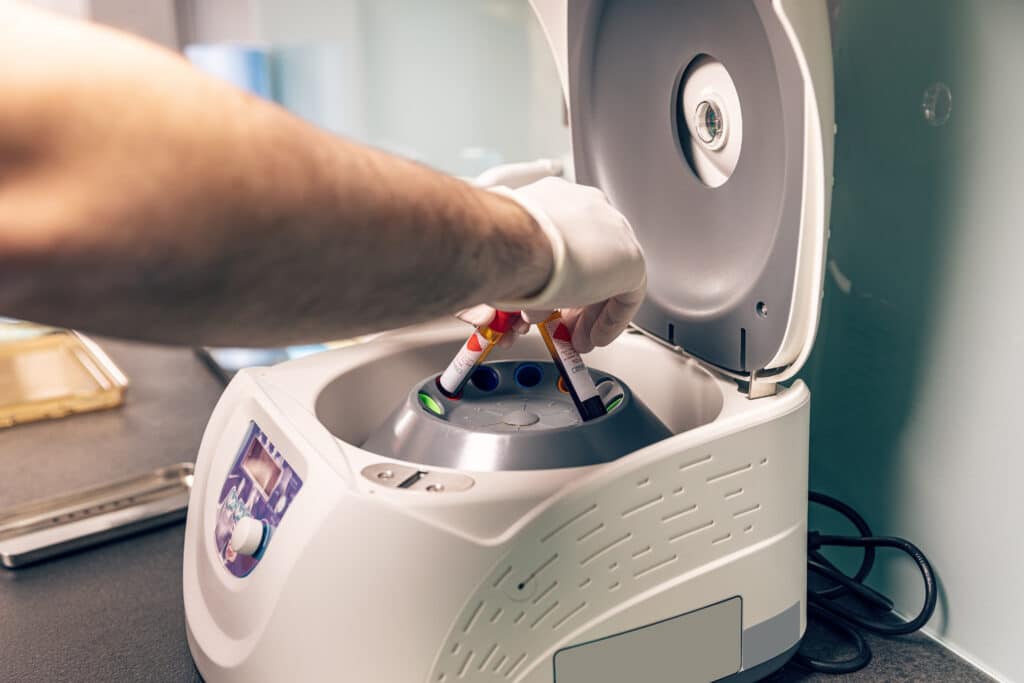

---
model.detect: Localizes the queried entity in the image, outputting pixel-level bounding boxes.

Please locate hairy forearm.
[0,3,551,345]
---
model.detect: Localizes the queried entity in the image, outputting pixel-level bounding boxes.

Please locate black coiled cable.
[792,491,938,674]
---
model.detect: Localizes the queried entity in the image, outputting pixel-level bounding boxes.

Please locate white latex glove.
[491,177,646,353]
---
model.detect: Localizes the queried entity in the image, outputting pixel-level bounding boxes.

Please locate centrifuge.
[183,1,834,681]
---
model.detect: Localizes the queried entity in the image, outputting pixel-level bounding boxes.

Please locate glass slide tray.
[0,322,128,428]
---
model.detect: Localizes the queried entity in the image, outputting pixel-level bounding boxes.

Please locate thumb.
[455,304,497,328]
[587,287,645,348]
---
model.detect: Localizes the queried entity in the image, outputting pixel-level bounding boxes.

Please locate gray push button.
[554,597,741,683]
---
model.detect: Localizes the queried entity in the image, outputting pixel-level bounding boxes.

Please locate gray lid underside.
[568,0,806,374]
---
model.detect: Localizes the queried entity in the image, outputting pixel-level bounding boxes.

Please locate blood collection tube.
[537,312,607,421]
[437,311,521,399]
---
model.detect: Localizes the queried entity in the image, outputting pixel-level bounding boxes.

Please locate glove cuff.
[488,185,567,310]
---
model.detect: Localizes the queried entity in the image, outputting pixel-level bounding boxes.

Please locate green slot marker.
[417,392,444,416]
[606,396,624,412]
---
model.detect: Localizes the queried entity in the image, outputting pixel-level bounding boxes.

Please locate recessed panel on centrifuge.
[566,0,810,374]
[214,422,303,578]
[362,361,671,471]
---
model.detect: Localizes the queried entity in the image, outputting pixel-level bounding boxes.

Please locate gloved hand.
[490,177,646,353]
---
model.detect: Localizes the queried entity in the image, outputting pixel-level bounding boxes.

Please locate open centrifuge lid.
[531,0,834,383]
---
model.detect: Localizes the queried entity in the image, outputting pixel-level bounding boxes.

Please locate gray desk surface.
[0,340,993,682]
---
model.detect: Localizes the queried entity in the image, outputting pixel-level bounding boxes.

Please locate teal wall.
[804,2,1024,679]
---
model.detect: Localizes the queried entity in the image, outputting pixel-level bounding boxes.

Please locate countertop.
[0,340,994,682]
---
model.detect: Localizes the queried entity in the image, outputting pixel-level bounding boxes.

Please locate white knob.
[229,517,266,556]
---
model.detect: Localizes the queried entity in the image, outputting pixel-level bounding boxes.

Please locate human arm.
[0,2,554,346]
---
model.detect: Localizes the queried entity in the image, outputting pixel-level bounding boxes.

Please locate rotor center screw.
[695,100,725,145]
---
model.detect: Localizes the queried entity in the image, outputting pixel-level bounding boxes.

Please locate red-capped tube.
[537,312,607,421]
[437,311,520,398]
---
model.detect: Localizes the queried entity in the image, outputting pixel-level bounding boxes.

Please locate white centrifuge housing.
[183,1,834,681]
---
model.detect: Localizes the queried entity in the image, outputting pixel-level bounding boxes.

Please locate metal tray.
[0,463,193,568]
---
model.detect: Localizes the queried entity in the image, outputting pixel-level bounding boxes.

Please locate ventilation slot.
[518,554,558,589]
[552,602,588,630]
[669,520,714,543]
[458,650,474,678]
[540,504,597,543]
[530,602,560,629]
[492,565,513,588]
[732,503,761,518]
[706,463,752,484]
[463,601,485,634]
[478,644,499,672]
[621,494,664,518]
[662,504,697,523]
[679,453,712,471]
[631,545,653,559]
[532,581,558,605]
[577,523,604,542]
[581,533,632,566]
[505,653,527,679]
[634,554,678,579]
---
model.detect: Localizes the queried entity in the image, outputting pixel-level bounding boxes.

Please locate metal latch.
[740,369,778,399]
[361,463,474,493]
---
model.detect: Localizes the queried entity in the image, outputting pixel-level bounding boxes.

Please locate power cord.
[791,491,938,674]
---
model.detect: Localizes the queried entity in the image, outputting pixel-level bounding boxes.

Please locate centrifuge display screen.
[241,436,281,496]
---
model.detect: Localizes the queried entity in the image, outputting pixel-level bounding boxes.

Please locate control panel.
[214,421,303,577]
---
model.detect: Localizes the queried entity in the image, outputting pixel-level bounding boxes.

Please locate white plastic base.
[183,318,808,682]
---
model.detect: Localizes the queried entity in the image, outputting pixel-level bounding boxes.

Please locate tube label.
[543,320,599,402]
[438,330,488,394]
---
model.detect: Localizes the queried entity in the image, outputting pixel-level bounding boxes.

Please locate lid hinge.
[739,369,778,399]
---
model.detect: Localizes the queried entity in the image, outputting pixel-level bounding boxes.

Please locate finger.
[561,306,598,354]
[588,288,645,347]
[455,304,496,328]
[496,330,519,349]
[498,323,528,348]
